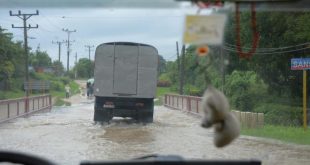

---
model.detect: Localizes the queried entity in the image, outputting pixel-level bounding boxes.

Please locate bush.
[169,85,179,93]
[254,103,302,126]
[60,77,71,85]
[225,71,267,112]
[0,91,6,100]
[184,85,203,96]
[158,73,172,87]
[157,80,171,87]
[10,78,24,91]
[50,80,65,91]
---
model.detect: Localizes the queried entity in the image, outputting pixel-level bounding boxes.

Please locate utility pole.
[176,41,181,95]
[10,10,39,99]
[220,46,225,93]
[75,52,78,65]
[52,40,66,62]
[180,45,185,95]
[85,45,94,61]
[75,52,78,79]
[62,28,76,72]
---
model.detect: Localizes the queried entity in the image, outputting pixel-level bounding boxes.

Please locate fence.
[164,94,264,128]
[0,94,52,123]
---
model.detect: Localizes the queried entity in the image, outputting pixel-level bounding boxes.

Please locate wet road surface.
[0,100,310,165]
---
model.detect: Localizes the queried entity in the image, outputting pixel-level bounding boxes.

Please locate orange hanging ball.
[196,46,209,57]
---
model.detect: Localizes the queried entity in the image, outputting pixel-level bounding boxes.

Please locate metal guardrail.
[0,94,52,123]
[164,94,264,128]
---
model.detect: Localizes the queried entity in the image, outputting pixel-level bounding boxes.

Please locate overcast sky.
[0,3,206,68]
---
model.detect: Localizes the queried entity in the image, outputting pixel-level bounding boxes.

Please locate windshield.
[0,1,310,165]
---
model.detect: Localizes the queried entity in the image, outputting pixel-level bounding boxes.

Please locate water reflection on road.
[0,101,309,165]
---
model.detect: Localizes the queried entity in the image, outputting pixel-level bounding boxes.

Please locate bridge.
[0,94,52,123]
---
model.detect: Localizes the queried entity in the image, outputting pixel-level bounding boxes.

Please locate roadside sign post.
[291,58,309,131]
[303,70,307,131]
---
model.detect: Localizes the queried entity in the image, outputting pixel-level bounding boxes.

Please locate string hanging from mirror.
[235,2,259,59]
[195,0,223,14]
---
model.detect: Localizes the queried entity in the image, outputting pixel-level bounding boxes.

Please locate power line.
[60,15,184,20]
[40,12,63,30]
[224,42,310,52]
[10,10,39,100]
[166,54,177,61]
[223,45,310,55]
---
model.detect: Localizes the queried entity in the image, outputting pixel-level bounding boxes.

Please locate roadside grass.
[155,87,177,105]
[241,125,310,145]
[54,97,71,106]
[69,81,80,95]
[0,90,47,100]
[0,90,25,99]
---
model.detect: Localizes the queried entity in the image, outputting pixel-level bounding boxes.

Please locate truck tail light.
[103,101,115,108]
[135,103,144,107]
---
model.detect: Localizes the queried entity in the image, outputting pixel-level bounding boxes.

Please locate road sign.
[291,58,310,70]
[183,14,227,45]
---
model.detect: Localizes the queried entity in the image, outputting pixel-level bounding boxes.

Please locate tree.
[223,11,310,98]
[0,27,24,90]
[29,50,52,67]
[52,60,65,76]
[158,55,166,75]
[74,58,94,78]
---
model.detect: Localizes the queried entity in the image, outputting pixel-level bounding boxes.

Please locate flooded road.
[0,100,310,165]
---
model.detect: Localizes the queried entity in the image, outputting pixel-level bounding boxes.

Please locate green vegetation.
[155,87,177,105]
[38,73,79,106]
[0,26,83,106]
[241,125,310,145]
[0,90,25,100]
[254,103,302,126]
[53,97,71,106]
[71,58,94,79]
[159,12,310,127]
[156,87,176,97]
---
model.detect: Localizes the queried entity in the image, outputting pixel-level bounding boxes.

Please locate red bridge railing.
[0,94,52,123]
[164,94,203,116]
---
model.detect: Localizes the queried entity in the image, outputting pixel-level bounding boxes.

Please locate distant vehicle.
[93,42,159,123]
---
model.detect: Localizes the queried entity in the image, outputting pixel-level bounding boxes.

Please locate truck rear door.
[113,44,138,95]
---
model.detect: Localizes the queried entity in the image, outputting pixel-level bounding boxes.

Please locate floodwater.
[0,100,310,165]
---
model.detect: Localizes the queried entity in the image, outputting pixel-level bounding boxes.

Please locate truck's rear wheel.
[94,108,113,123]
[94,97,113,123]
[142,110,153,123]
[134,110,153,123]
[135,99,154,124]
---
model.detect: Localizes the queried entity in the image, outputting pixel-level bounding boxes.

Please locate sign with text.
[291,58,310,70]
[183,14,227,45]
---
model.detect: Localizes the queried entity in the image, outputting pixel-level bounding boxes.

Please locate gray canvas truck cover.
[94,42,158,98]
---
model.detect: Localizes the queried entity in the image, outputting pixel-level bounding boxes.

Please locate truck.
[93,42,159,123]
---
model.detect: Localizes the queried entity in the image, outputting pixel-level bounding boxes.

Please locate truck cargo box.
[93,42,158,98]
